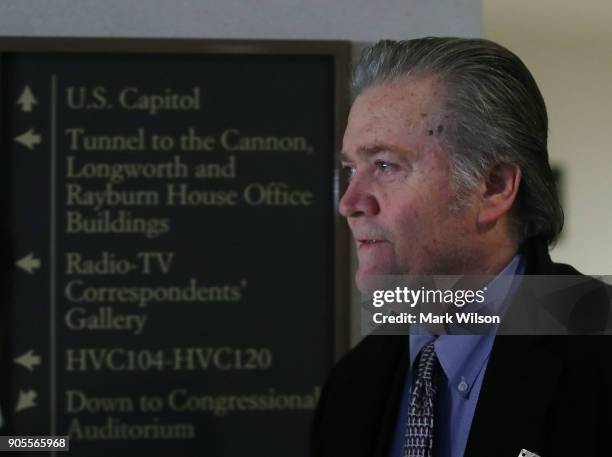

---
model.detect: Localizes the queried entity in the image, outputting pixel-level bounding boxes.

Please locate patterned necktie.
[403,341,438,457]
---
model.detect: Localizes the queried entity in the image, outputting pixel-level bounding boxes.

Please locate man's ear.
[477,163,521,226]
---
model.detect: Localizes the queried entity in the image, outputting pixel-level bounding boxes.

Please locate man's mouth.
[357,239,387,247]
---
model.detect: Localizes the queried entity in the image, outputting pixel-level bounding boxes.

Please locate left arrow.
[15,390,37,412]
[16,86,38,112]
[15,253,41,274]
[14,129,42,150]
[14,350,41,371]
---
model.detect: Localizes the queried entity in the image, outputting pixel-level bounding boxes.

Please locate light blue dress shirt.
[389,255,525,457]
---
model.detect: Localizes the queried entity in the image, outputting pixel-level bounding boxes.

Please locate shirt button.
[458,380,469,393]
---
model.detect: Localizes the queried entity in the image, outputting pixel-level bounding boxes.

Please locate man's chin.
[355,268,390,294]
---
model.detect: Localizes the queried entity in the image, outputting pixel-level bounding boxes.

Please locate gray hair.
[352,37,563,245]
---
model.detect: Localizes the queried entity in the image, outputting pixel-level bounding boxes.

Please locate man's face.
[339,77,479,291]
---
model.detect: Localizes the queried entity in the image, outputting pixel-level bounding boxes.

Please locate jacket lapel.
[372,335,411,457]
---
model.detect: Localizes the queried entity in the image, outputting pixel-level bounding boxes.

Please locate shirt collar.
[409,254,525,397]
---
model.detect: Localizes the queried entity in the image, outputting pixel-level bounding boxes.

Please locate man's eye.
[342,165,356,179]
[375,160,394,171]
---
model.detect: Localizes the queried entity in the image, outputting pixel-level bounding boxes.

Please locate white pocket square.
[518,450,541,457]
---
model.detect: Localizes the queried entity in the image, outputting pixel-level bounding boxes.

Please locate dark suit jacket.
[310,238,612,457]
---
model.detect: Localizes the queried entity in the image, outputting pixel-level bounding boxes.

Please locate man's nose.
[338,175,380,218]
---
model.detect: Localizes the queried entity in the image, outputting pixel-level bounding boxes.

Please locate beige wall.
[483,0,612,274]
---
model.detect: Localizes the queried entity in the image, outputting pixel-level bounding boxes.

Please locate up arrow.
[16,253,41,274]
[15,390,37,412]
[14,350,41,371]
[14,129,42,150]
[16,86,38,112]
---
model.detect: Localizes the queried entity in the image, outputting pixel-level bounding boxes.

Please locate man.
[310,38,612,457]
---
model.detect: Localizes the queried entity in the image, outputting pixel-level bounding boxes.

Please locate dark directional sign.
[0,38,350,456]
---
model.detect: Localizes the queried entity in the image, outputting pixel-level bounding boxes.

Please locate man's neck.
[464,235,519,276]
